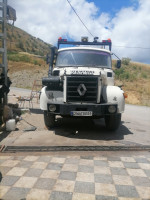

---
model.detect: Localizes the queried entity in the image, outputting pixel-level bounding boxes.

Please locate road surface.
[0,87,150,147]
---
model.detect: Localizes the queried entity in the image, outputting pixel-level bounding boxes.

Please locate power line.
[113,45,150,50]
[66,0,94,38]
[66,1,149,50]
[66,0,150,51]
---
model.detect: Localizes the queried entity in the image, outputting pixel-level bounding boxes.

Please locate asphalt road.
[1,95,150,147]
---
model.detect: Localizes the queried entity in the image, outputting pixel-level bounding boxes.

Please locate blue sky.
[9,0,150,64]
[87,0,139,17]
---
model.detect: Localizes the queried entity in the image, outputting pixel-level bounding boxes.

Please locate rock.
[23,126,37,132]
[3,105,13,123]
[8,103,19,109]
[0,123,6,131]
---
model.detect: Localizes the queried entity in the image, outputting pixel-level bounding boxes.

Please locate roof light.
[102,39,111,43]
[58,37,67,42]
[94,37,99,42]
[58,37,62,41]
[81,37,88,42]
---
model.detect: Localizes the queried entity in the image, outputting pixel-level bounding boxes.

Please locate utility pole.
[0,0,8,105]
[0,0,16,125]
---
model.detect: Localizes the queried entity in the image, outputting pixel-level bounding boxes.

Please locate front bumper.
[47,103,118,116]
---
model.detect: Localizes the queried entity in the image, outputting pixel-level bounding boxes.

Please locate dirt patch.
[125,92,140,105]
[8,60,48,89]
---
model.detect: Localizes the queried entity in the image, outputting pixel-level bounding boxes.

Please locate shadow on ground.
[53,117,133,141]
[0,131,11,143]
[30,108,43,114]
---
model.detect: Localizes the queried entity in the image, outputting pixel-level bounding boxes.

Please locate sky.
[8,0,150,64]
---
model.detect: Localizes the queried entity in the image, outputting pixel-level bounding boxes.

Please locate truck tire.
[44,111,55,129]
[105,114,121,131]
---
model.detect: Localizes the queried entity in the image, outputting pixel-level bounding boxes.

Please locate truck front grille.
[67,76,98,103]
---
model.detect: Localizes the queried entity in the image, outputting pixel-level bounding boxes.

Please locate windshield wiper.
[57,65,84,68]
[85,64,110,68]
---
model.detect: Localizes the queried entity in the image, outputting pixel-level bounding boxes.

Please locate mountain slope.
[113,61,150,106]
[5,24,150,106]
[7,24,51,56]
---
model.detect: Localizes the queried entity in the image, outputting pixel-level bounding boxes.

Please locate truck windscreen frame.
[56,49,111,69]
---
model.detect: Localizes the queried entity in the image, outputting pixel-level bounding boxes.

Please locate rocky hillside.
[5,24,150,106]
[113,60,150,106]
[7,24,51,56]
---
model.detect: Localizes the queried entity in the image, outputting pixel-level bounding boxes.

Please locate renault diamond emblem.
[77,84,87,96]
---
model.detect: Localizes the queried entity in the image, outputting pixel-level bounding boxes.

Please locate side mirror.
[46,46,58,64]
[46,53,51,64]
[116,60,121,69]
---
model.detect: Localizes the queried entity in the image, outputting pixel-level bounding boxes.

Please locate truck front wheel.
[44,111,55,129]
[105,114,121,131]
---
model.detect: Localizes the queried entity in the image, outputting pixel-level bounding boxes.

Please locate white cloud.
[8,0,150,63]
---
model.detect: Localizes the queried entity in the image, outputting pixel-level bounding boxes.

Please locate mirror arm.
[112,53,121,60]
[47,46,58,76]
[48,65,53,77]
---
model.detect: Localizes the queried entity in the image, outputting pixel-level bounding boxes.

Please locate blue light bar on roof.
[57,37,112,51]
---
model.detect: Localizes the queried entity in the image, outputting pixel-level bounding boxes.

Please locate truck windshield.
[56,49,111,68]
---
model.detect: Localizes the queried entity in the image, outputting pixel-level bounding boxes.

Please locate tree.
[122,57,131,65]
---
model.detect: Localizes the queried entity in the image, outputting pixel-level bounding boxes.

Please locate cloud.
[8,0,150,63]
[111,0,150,63]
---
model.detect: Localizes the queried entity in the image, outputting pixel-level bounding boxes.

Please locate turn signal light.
[123,92,128,98]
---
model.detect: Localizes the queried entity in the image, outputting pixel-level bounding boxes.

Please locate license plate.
[70,111,93,116]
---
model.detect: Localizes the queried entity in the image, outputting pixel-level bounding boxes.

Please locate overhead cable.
[66,0,94,37]
[113,45,150,50]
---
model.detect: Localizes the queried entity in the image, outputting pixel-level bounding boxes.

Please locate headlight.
[49,105,56,112]
[108,105,116,113]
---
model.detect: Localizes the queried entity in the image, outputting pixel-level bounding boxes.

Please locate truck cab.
[40,37,125,131]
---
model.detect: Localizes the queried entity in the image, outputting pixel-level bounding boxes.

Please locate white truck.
[40,37,125,131]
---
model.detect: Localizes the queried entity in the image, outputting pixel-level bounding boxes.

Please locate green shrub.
[43,57,46,62]
[18,34,21,38]
[33,60,38,65]
[17,41,25,51]
[122,57,131,65]
[8,54,20,62]
[33,43,38,49]
[39,51,44,56]
[120,71,130,80]
[141,72,148,79]
[20,55,31,62]
[8,53,31,63]
[7,32,11,39]
[26,40,30,46]
[7,51,17,55]
[114,68,125,79]
[133,65,137,70]
[31,47,36,53]
[114,67,137,81]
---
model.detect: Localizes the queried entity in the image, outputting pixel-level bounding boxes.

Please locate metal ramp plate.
[2,145,150,153]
